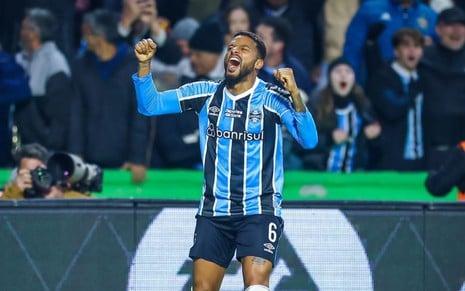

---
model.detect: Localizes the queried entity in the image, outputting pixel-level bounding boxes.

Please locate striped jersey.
[133,73,318,217]
[327,103,362,173]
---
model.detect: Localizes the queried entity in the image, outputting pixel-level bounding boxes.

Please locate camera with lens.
[24,152,103,198]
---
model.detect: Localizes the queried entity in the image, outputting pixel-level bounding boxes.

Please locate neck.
[94,42,117,61]
[226,74,257,95]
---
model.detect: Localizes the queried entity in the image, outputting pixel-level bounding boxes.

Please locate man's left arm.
[274,69,318,149]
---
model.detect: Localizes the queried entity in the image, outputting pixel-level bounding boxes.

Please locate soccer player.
[132,32,318,291]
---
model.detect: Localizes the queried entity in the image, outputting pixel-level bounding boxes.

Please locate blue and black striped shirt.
[133,74,318,217]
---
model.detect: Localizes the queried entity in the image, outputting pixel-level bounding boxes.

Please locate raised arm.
[274,68,306,112]
[134,38,157,77]
[274,68,318,149]
[132,38,181,115]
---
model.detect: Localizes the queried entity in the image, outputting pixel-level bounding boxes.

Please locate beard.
[224,63,255,88]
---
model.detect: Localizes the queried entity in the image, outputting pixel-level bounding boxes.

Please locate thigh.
[193,258,227,291]
[189,216,236,268]
[236,215,284,266]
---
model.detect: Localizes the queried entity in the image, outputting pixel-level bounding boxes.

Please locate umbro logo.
[263,242,275,254]
[208,106,220,116]
[249,110,262,123]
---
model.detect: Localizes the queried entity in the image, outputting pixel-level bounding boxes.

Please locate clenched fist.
[274,68,298,96]
[134,38,157,64]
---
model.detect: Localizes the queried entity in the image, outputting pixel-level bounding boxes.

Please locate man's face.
[224,35,261,83]
[19,17,39,52]
[394,39,423,71]
[255,24,278,59]
[81,23,101,53]
[330,64,355,97]
[436,22,465,51]
[227,8,250,35]
[189,50,220,77]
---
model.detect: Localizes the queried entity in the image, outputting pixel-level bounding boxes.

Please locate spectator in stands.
[117,0,182,65]
[255,16,313,97]
[308,58,381,172]
[420,6,465,169]
[222,4,251,47]
[367,27,426,171]
[343,0,437,83]
[183,20,225,83]
[14,8,73,152]
[149,17,200,90]
[69,9,150,184]
[244,0,325,84]
[0,46,30,167]
[314,0,359,92]
[118,0,167,44]
[171,17,199,58]
[1,143,92,199]
[425,140,465,199]
[149,20,225,169]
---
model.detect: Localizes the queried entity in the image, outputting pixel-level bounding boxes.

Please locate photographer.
[1,143,93,199]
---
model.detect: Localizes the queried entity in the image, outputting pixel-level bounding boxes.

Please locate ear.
[254,58,264,70]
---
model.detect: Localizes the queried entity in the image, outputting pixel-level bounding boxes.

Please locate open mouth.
[227,56,241,71]
[339,81,348,90]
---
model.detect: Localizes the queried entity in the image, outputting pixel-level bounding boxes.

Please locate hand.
[332,129,349,144]
[139,0,157,25]
[274,68,299,96]
[15,168,33,191]
[121,162,147,184]
[135,38,157,63]
[364,122,381,139]
[43,186,64,199]
[120,0,143,29]
[274,68,307,112]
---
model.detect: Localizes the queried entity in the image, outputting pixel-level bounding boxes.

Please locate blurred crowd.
[1,0,465,190]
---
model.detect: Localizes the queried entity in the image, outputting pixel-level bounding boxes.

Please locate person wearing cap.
[420,6,465,170]
[182,19,225,83]
[170,17,200,57]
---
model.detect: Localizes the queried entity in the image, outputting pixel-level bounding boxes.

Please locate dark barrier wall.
[0,200,464,291]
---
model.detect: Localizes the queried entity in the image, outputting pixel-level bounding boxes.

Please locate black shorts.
[189,214,284,268]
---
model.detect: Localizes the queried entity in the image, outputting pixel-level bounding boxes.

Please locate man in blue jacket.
[343,0,437,82]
